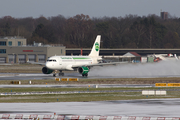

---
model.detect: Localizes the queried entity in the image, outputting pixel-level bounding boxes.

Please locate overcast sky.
[0,0,180,18]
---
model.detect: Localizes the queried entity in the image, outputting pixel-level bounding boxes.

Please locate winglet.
[89,35,101,57]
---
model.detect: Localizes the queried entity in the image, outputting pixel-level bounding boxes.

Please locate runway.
[0,72,180,81]
[0,73,112,80]
[0,98,180,117]
[0,72,142,80]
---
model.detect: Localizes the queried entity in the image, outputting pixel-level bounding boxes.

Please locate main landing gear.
[59,70,64,76]
[53,70,64,77]
[82,73,88,77]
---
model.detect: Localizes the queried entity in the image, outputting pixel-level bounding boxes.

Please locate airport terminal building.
[0,36,65,63]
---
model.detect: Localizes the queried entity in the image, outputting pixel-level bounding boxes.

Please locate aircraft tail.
[174,54,179,60]
[89,35,101,57]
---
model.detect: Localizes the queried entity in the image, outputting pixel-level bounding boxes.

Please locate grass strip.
[0,87,180,93]
[0,87,180,102]
[0,91,179,103]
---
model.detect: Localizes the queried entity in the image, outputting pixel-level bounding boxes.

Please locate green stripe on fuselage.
[72,57,90,60]
[60,57,72,59]
[60,57,91,60]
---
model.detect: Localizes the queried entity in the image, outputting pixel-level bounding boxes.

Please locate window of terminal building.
[0,41,6,46]
[8,41,12,46]
[0,49,6,53]
[18,41,21,46]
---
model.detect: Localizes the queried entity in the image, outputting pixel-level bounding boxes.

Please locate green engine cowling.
[78,66,89,75]
[42,67,54,74]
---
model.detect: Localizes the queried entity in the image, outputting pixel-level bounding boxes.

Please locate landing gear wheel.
[59,70,64,76]
[53,73,57,77]
[59,72,64,76]
[85,73,88,77]
[53,70,58,77]
[82,73,88,77]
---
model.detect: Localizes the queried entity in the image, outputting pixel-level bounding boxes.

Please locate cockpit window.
[47,59,56,62]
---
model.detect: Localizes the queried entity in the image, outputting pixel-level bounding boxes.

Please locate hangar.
[0,36,65,63]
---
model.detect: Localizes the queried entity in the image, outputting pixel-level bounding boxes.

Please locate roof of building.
[123,52,141,57]
[0,36,25,40]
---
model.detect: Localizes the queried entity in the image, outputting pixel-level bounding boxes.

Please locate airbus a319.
[28,35,123,77]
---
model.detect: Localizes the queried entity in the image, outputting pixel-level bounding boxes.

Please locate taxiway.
[0,99,180,117]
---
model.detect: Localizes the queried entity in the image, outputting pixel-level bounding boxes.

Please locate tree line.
[0,14,180,48]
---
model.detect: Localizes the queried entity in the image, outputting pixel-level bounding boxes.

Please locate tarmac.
[0,70,180,117]
[0,72,180,81]
[0,99,180,117]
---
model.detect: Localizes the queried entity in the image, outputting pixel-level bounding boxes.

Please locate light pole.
[12,53,14,64]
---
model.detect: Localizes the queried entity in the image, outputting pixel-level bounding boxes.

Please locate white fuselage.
[45,56,99,71]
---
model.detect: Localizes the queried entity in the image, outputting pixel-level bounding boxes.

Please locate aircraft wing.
[27,60,46,65]
[72,62,128,68]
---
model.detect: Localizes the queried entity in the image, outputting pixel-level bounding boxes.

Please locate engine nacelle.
[42,67,54,74]
[78,66,89,75]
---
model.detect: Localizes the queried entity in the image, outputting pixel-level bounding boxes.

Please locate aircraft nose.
[45,62,51,69]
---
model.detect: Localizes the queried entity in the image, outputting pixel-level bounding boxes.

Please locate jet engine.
[78,66,89,75]
[42,67,54,74]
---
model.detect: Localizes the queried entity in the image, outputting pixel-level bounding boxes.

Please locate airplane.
[28,35,126,77]
[152,53,179,62]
